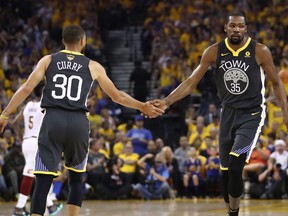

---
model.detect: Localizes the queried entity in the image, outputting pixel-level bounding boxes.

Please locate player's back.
[23,101,43,139]
[41,50,93,112]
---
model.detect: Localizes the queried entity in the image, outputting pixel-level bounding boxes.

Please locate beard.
[229,35,244,45]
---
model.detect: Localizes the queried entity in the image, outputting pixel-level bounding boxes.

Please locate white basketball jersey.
[23,101,43,139]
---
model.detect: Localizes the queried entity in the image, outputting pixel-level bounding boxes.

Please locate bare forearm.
[125,160,136,165]
[163,77,194,106]
[273,82,288,115]
[137,157,147,167]
[2,84,33,117]
[112,91,145,111]
[258,169,269,182]
[153,173,167,182]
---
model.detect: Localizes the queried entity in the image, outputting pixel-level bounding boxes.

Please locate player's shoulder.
[255,41,270,52]
[40,54,52,62]
[202,43,219,57]
[201,43,219,63]
[37,55,52,68]
[88,60,106,80]
[255,41,272,60]
[89,59,102,68]
[205,43,219,52]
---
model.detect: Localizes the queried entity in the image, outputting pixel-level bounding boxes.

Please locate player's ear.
[224,25,227,33]
[80,36,86,47]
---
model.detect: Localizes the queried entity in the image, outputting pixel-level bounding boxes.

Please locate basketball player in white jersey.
[13,82,63,216]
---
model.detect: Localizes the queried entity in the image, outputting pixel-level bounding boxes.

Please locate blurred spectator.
[146,140,159,155]
[155,137,165,152]
[269,140,288,194]
[161,146,181,198]
[205,146,220,197]
[98,121,115,144]
[183,147,203,198]
[112,131,128,156]
[265,99,286,136]
[266,132,277,153]
[98,135,111,160]
[206,114,220,132]
[199,136,215,158]
[86,139,106,192]
[157,59,179,98]
[185,106,198,135]
[129,61,151,102]
[208,127,219,146]
[87,104,102,131]
[118,141,139,183]
[2,128,15,150]
[269,140,288,174]
[3,141,25,199]
[258,157,285,199]
[203,103,219,126]
[0,139,11,201]
[243,140,270,182]
[100,108,116,130]
[187,116,208,145]
[127,115,153,157]
[174,136,191,173]
[117,118,135,133]
[134,154,170,200]
[95,157,133,200]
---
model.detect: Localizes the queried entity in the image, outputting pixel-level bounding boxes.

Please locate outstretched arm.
[89,61,164,117]
[257,43,288,129]
[149,44,218,111]
[0,55,50,133]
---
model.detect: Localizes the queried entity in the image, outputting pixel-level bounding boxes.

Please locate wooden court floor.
[1,198,288,216]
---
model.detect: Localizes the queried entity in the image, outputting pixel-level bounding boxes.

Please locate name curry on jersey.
[56,61,83,72]
[41,50,93,112]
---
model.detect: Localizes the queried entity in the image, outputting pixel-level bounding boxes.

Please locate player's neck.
[227,36,248,50]
[64,45,82,54]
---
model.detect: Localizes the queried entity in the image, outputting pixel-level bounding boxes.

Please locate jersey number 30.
[52,74,83,101]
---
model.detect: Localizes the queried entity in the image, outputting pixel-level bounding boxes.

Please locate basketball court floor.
[1,198,288,216]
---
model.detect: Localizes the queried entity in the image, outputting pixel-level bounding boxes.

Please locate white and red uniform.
[22,101,43,177]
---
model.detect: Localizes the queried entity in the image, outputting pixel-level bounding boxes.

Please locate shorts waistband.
[223,104,260,111]
[44,107,87,113]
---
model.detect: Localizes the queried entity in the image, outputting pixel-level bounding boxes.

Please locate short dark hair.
[267,132,276,140]
[62,25,85,44]
[226,12,246,24]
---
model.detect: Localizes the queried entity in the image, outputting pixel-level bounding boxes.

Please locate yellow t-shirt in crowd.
[266,102,286,132]
[189,129,209,150]
[113,142,124,156]
[98,128,115,141]
[87,114,102,130]
[119,153,139,173]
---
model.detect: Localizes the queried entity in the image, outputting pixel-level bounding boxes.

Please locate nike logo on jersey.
[221,53,230,56]
[251,112,260,116]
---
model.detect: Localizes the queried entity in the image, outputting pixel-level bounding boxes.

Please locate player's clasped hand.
[140,99,168,118]
[141,102,165,118]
